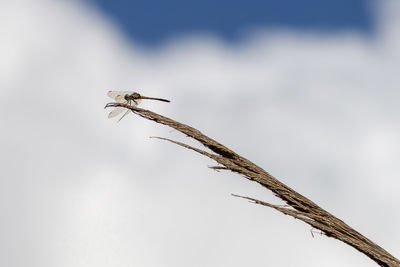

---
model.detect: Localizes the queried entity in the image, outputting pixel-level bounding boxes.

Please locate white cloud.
[1,0,399,266]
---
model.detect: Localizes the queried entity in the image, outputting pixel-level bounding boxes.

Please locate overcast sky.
[1,0,400,266]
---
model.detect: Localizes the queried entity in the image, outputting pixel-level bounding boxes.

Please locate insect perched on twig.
[106,91,170,121]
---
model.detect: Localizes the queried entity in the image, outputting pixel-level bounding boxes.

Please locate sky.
[89,0,374,45]
[1,0,400,266]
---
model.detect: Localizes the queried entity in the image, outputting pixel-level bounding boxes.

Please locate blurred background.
[1,0,399,266]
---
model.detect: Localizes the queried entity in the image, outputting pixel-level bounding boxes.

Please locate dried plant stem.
[105,102,400,267]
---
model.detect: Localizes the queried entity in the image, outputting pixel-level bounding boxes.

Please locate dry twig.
[105,102,400,267]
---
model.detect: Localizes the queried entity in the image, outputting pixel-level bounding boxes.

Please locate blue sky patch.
[89,0,374,46]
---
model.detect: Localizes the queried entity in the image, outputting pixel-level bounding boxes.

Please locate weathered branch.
[105,102,400,267]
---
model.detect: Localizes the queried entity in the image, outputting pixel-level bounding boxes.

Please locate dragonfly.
[107,91,170,121]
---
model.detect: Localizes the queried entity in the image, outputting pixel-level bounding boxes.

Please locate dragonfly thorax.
[124,92,141,101]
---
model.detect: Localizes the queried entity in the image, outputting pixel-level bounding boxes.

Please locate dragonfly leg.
[117,110,130,122]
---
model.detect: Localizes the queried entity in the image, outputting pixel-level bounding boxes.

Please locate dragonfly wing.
[117,110,130,122]
[107,90,121,99]
[107,91,133,102]
[108,106,126,118]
